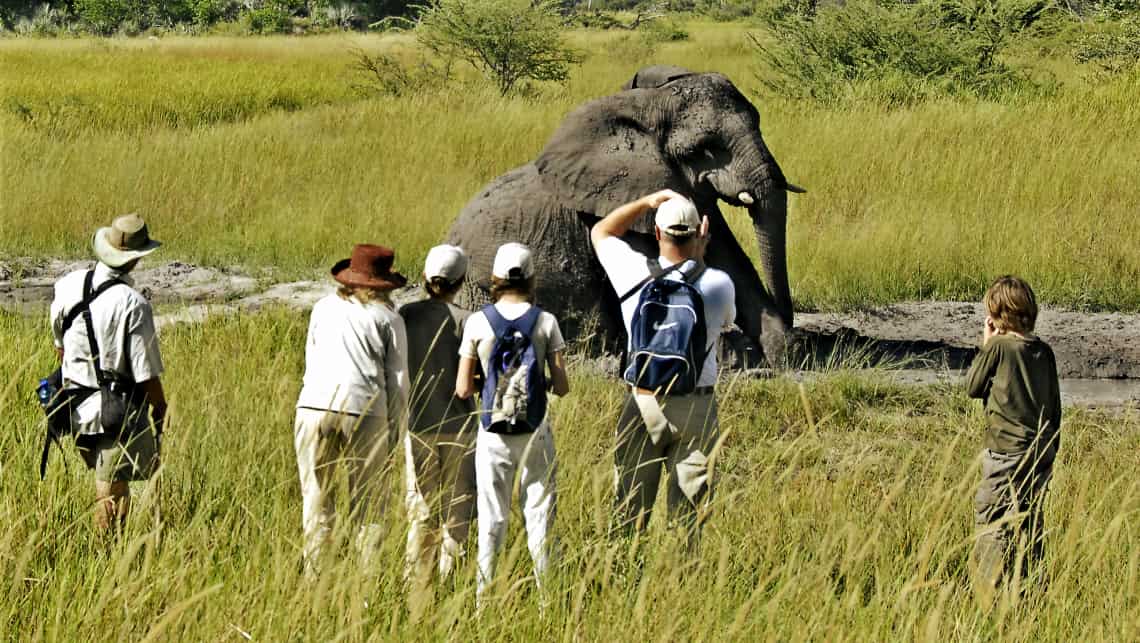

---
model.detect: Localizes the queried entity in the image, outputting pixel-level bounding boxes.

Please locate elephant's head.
[534,65,802,363]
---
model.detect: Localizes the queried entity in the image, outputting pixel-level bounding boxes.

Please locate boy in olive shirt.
[965,275,1061,604]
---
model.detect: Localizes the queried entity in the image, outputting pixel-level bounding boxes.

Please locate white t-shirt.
[296,293,409,426]
[459,301,566,380]
[595,236,736,387]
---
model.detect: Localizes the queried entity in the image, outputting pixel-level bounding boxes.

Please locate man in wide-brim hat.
[293,244,410,577]
[49,213,168,531]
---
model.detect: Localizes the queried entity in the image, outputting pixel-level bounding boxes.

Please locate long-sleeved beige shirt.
[296,293,408,432]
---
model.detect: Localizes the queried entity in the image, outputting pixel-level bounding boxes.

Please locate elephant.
[446,65,804,366]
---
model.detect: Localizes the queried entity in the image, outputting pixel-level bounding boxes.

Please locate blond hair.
[984,275,1038,334]
[337,285,391,305]
[490,275,535,302]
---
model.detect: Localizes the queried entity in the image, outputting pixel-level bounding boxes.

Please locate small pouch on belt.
[633,389,671,445]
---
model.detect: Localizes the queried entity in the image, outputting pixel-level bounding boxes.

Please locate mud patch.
[0,258,260,312]
[795,302,1140,380]
[4,261,1137,407]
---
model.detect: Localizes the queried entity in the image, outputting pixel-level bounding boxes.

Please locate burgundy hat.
[331,244,408,291]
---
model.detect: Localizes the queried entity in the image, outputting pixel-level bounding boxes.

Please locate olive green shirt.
[965,333,1062,454]
[398,299,476,434]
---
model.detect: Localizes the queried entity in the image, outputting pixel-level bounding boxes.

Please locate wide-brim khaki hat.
[92,213,162,268]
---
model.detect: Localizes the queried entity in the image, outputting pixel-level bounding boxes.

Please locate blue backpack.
[480,305,547,434]
[621,260,709,396]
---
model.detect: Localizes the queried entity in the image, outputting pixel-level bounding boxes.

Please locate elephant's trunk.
[748,181,793,366]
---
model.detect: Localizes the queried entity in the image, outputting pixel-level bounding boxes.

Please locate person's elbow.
[455,379,474,400]
[589,222,611,249]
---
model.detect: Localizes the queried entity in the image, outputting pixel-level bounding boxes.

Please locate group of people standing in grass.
[47,194,1062,611]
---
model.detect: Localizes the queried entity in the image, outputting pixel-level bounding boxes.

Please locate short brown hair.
[490,275,535,302]
[425,276,463,299]
[984,275,1038,334]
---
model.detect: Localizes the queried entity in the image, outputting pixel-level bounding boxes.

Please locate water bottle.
[37,377,55,409]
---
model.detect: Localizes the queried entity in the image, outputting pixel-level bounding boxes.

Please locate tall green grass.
[2,310,1138,639]
[2,23,1138,308]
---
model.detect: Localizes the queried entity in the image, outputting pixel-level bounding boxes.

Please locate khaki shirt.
[399,299,476,434]
[51,262,164,390]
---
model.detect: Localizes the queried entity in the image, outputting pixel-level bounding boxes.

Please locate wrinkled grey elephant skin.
[447,65,802,367]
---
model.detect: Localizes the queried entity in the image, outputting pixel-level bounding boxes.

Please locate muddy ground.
[4,260,1138,409]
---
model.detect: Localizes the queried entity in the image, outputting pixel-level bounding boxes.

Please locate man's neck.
[658,245,694,265]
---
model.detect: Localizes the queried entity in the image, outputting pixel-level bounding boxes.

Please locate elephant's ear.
[534,92,684,235]
[622,65,694,90]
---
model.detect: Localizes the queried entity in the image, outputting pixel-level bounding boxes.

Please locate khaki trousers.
[613,390,719,541]
[294,407,396,578]
[404,427,477,620]
[972,447,1055,603]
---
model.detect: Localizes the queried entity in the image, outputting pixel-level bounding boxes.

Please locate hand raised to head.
[643,189,685,209]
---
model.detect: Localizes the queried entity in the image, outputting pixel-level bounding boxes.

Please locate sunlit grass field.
[2,23,1138,309]
[3,20,1140,640]
[2,309,1139,639]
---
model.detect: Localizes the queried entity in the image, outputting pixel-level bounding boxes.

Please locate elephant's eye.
[685,139,728,167]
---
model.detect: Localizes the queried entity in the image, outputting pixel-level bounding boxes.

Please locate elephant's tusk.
[786,183,807,194]
[737,191,755,205]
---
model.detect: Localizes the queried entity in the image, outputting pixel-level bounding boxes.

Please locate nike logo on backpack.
[653,322,679,331]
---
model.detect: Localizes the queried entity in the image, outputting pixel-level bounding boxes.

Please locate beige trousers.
[404,427,477,620]
[294,407,396,578]
[613,390,719,541]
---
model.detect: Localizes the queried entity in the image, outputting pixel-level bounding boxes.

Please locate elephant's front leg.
[703,213,789,368]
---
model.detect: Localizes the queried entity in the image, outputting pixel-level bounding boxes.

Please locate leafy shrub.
[75,0,141,34]
[753,0,1050,106]
[416,0,583,96]
[349,48,454,96]
[245,5,292,32]
[1074,18,1140,75]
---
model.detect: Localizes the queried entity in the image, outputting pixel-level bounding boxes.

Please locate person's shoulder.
[53,268,87,293]
[697,266,735,296]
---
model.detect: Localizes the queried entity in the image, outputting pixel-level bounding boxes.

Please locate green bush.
[75,0,141,34]
[753,0,1050,106]
[416,0,583,96]
[1074,17,1140,75]
[245,5,293,32]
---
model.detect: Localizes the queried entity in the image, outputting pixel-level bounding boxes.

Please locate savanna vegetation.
[2,6,1140,640]
[3,310,1140,639]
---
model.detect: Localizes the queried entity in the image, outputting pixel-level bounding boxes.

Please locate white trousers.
[475,422,557,599]
[294,407,396,578]
[404,427,476,619]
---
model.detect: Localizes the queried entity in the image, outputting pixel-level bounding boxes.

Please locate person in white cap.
[397,244,478,620]
[590,190,737,547]
[455,242,571,603]
[49,213,167,531]
[294,244,409,578]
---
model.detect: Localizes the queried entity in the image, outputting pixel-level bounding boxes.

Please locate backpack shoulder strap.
[60,271,125,336]
[515,306,543,338]
[481,304,509,337]
[681,261,707,285]
[78,271,110,386]
[618,257,668,303]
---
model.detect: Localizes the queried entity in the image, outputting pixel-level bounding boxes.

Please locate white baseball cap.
[492,242,534,280]
[423,244,468,282]
[654,197,701,237]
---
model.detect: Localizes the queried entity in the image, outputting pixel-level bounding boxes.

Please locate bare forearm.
[455,357,478,400]
[548,352,570,397]
[142,378,167,421]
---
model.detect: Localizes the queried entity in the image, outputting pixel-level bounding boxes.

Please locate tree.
[415,0,583,96]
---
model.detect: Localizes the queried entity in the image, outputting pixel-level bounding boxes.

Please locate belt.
[633,386,715,397]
